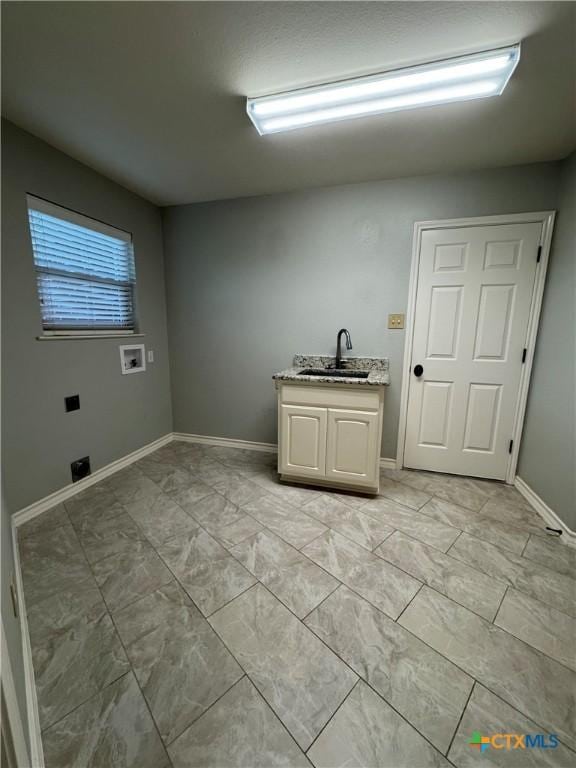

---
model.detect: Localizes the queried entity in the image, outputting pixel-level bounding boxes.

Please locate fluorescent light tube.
[247,45,520,134]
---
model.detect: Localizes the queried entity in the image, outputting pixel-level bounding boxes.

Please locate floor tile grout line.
[115,483,267,616]
[90,493,286,754]
[65,507,174,766]
[154,530,258,617]
[204,578,259,620]
[447,527,576,583]
[492,583,509,624]
[299,582,344,624]
[20,446,575,764]
[368,533,513,624]
[304,679,361,756]
[160,450,540,565]
[205,582,321,756]
[371,485,537,557]
[104,612,173,766]
[519,534,576,575]
[24,453,573,638]
[241,676,314,761]
[394,582,426,625]
[374,531,552,620]
[224,531,343,622]
[418,498,534,557]
[32,502,174,765]
[163,674,249,749]
[298,497,402,554]
[491,602,576,675]
[467,683,576,758]
[301,601,458,759]
[29,504,129,729]
[361,499,469,551]
[116,459,575,656]
[443,679,477,757]
[38,669,133,738]
[246,510,573,637]
[396,584,576,741]
[227,517,335,580]
[369,526,396,552]
[113,454,345,623]
[273,466,533,558]
[444,534,576,619]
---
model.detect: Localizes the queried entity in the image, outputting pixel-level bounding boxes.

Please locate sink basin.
[299,368,370,379]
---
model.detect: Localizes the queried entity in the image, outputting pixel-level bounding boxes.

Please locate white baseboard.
[10,524,44,767]
[12,433,173,528]
[174,432,398,469]
[514,476,576,547]
[13,430,397,527]
[173,432,277,454]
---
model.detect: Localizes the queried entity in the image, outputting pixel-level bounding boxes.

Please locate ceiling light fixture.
[246,44,520,134]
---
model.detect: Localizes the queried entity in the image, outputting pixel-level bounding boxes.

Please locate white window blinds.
[27,196,137,333]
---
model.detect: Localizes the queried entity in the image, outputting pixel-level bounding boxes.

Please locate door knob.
[413,364,424,377]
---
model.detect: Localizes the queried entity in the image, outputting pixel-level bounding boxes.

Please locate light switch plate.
[388,313,405,329]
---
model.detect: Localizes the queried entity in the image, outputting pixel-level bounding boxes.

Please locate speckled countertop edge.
[273,355,390,386]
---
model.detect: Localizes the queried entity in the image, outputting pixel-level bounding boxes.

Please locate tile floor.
[18,441,576,767]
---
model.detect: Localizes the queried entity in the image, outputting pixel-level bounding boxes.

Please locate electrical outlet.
[71,456,91,483]
[388,313,405,329]
[65,394,80,412]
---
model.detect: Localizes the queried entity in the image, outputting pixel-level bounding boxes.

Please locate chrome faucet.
[335,328,353,369]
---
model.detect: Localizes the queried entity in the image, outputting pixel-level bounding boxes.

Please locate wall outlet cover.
[71,456,91,483]
[65,394,80,412]
[388,313,405,329]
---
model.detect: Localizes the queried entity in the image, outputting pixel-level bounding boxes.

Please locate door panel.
[426,286,463,358]
[433,242,468,272]
[404,221,542,479]
[463,384,502,452]
[279,404,326,477]
[473,284,515,360]
[326,409,379,487]
[418,381,452,448]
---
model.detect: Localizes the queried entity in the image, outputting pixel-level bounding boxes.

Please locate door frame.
[396,211,556,484]
[1,620,31,767]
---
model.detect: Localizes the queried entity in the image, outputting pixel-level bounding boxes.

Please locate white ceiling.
[2,2,575,206]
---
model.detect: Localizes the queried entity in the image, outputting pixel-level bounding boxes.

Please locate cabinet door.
[279,404,327,478]
[326,408,379,487]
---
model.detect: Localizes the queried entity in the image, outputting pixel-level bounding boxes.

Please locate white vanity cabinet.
[276,382,385,493]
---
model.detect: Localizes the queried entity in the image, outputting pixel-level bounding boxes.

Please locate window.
[27,195,137,335]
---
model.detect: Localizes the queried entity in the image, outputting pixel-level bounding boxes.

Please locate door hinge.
[537,245,542,263]
[508,439,514,454]
[522,348,527,363]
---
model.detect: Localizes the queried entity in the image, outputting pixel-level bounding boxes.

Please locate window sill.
[36,333,145,341]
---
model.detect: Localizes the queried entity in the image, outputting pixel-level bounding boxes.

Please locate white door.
[326,408,379,487]
[280,404,327,478]
[404,222,542,480]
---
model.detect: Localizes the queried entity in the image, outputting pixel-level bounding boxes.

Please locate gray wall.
[518,153,576,529]
[1,121,173,510]
[163,161,561,462]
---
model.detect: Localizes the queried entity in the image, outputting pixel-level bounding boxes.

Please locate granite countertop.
[273,355,390,386]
